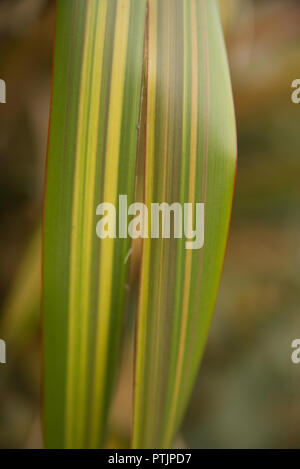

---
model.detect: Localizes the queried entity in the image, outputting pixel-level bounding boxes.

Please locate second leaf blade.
[133,0,237,448]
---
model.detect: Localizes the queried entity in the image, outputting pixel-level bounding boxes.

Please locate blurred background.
[0,0,300,449]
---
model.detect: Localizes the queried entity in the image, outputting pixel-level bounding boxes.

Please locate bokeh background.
[0,0,300,449]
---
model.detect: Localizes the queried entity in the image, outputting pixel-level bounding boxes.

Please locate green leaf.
[43,0,147,448]
[133,0,237,448]
[44,0,236,450]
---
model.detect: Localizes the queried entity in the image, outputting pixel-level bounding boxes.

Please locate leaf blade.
[43,0,147,449]
[133,0,237,448]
